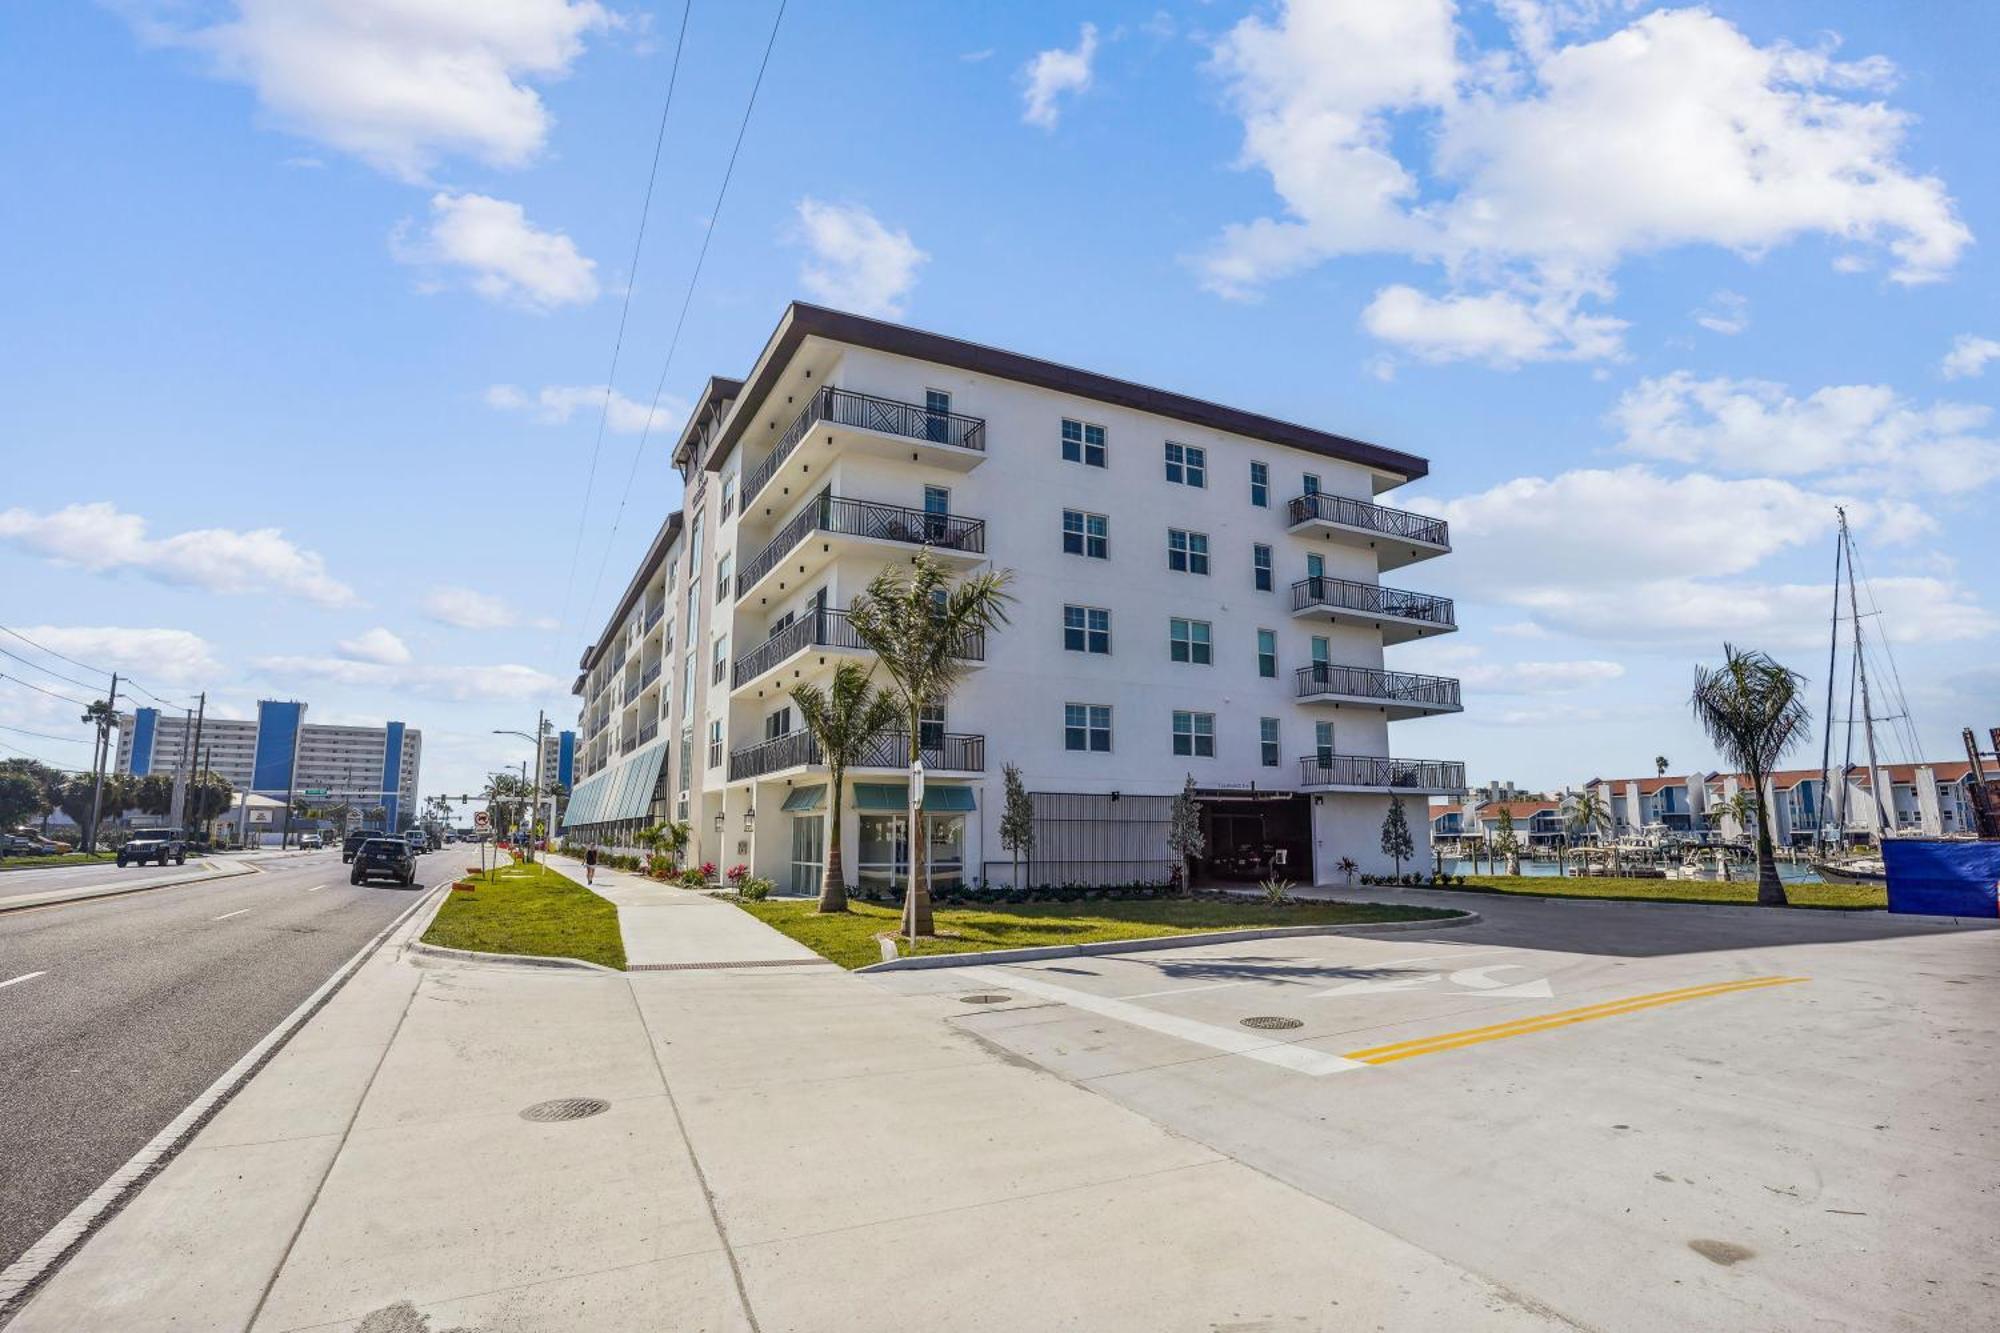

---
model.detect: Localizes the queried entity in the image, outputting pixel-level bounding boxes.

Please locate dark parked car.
[119,828,187,867]
[350,837,416,887]
[342,831,372,863]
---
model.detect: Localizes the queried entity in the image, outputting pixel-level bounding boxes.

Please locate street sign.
[473,810,491,829]
[303,788,328,798]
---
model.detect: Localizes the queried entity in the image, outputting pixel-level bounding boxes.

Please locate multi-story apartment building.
[116,702,421,830]
[563,304,1465,891]
[1584,774,1705,835]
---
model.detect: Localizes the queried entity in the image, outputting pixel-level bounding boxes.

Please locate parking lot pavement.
[870,900,2000,1331]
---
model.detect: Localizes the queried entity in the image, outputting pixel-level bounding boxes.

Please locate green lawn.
[739,897,1462,970]
[0,851,116,872]
[422,862,626,970]
[1452,874,1885,911]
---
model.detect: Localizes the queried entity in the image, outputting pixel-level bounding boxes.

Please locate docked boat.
[1812,856,1887,885]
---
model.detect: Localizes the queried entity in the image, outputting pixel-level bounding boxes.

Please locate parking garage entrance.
[1195,789,1314,886]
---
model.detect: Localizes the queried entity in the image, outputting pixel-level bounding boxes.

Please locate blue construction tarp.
[1882,839,2000,918]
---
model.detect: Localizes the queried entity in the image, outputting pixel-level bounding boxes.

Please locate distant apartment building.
[1583,774,1703,835]
[116,702,420,830]
[562,303,1467,890]
[1430,799,1562,849]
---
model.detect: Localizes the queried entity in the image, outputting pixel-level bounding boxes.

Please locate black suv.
[119,828,188,867]
[350,837,416,887]
[342,830,373,864]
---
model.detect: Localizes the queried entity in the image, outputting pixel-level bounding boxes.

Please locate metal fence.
[978,791,1177,888]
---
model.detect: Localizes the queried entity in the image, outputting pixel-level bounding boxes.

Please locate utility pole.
[84,673,119,853]
[529,708,546,863]
[186,692,206,833]
[169,705,193,828]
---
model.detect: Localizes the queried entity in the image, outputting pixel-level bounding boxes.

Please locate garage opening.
[1195,789,1314,886]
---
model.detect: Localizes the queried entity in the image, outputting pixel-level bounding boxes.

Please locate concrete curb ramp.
[404,940,622,973]
[856,907,1480,972]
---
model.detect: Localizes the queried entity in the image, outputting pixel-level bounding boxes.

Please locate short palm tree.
[1691,644,1809,905]
[846,550,1015,936]
[790,660,900,913]
[1566,788,1609,865]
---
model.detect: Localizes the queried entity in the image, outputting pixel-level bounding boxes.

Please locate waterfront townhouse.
[1583,774,1704,836]
[562,304,1465,891]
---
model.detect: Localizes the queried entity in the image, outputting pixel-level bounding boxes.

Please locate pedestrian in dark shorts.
[585,845,599,886]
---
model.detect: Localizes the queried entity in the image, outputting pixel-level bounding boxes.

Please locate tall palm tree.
[847,550,1014,936]
[1691,644,1809,906]
[790,660,900,913]
[1654,755,1670,777]
[1566,788,1609,874]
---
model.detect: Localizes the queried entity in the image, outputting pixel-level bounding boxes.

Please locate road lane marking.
[0,971,46,990]
[307,884,326,893]
[973,968,1366,1076]
[1341,976,1809,1066]
[211,909,250,921]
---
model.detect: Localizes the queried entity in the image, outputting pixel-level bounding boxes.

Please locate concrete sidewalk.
[544,853,825,968]
[10,873,1564,1331]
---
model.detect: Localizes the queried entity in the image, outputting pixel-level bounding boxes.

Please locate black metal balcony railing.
[1294,664,1462,709]
[726,730,986,782]
[1290,576,1455,628]
[643,601,665,631]
[640,660,662,689]
[620,735,637,755]
[739,494,986,594]
[637,721,659,745]
[745,386,987,504]
[1298,754,1466,791]
[1287,493,1449,549]
[732,608,984,688]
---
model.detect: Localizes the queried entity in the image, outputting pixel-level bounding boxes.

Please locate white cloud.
[254,655,564,703]
[149,0,613,182]
[395,192,598,311]
[1463,658,1626,693]
[1509,575,1996,650]
[1362,284,1625,365]
[422,586,555,631]
[335,627,412,666]
[792,199,928,318]
[1692,289,1749,335]
[1203,3,1970,360]
[10,627,221,689]
[484,383,681,435]
[960,48,995,64]
[0,502,357,607]
[1941,334,2000,380]
[1022,23,1099,129]
[1611,372,2000,493]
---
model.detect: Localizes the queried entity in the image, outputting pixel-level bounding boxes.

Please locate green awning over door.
[780,785,826,812]
[854,783,975,812]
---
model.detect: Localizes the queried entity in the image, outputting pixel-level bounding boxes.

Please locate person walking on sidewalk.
[585,844,598,886]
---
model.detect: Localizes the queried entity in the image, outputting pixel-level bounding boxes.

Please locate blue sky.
[2,0,1995,799]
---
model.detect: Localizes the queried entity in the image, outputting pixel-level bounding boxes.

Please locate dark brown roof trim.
[670,375,745,468]
[580,511,683,673]
[703,302,1426,482]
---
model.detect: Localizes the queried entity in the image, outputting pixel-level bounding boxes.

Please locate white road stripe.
[972,968,1365,1077]
[211,909,250,921]
[0,971,46,990]
[306,884,326,893]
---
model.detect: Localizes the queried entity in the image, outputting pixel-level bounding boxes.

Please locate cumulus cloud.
[792,199,928,318]
[1202,2,1970,361]
[1611,372,2000,493]
[1692,290,1750,336]
[1508,575,1996,650]
[423,586,555,631]
[394,192,598,310]
[254,655,564,703]
[1941,334,2000,380]
[9,626,221,688]
[0,502,357,607]
[1362,284,1625,365]
[140,0,614,182]
[335,627,412,666]
[1021,23,1098,129]
[484,383,682,435]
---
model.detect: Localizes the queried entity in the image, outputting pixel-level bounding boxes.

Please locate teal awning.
[855,783,975,813]
[780,785,826,813]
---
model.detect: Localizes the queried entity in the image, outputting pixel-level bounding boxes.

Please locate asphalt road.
[0,858,224,906]
[0,847,448,1272]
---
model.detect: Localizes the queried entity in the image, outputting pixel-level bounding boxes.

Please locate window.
[1062,509,1109,559]
[1260,717,1280,768]
[715,553,732,602]
[1250,461,1269,507]
[1302,473,1320,496]
[1061,418,1107,467]
[1253,544,1273,592]
[924,389,953,444]
[1315,720,1335,765]
[1065,703,1111,752]
[1165,442,1207,487]
[1063,605,1111,654]
[1169,618,1212,665]
[765,706,792,740]
[706,720,722,769]
[680,652,696,716]
[1172,710,1215,757]
[1306,552,1324,581]
[919,704,946,752]
[711,636,729,684]
[1256,629,1276,678]
[1167,529,1209,575]
[720,475,736,520]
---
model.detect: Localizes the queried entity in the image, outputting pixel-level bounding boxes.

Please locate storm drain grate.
[959,994,1013,1005]
[520,1097,610,1123]
[1240,1016,1304,1031]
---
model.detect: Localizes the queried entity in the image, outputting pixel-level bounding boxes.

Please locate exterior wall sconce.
[713,811,725,833]
[743,807,757,833]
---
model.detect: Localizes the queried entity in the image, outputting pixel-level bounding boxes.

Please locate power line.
[0,722,90,745]
[0,673,95,710]
[0,623,187,707]
[0,737,89,772]
[570,0,789,696]
[0,643,103,694]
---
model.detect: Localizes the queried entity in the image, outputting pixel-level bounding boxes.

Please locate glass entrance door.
[790,814,824,896]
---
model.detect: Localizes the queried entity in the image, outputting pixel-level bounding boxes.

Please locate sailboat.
[1810,509,1898,886]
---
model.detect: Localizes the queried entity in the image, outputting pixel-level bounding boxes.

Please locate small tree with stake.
[999,762,1035,891]
[1381,794,1415,879]
[1167,775,1205,895]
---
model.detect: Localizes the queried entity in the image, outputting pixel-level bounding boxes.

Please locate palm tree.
[1655,755,1670,777]
[790,660,899,913]
[846,550,1015,936]
[1566,789,1609,875]
[1691,644,1809,905]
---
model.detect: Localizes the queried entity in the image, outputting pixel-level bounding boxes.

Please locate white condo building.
[562,304,1464,892]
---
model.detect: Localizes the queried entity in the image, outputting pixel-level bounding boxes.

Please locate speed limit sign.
[473,810,491,830]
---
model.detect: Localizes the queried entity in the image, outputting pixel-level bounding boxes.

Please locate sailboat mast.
[1839,510,1891,838]
[1818,514,1843,850]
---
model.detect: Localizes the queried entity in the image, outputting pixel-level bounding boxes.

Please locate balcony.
[737,494,986,602]
[732,608,984,694]
[726,730,985,783]
[637,721,659,745]
[1287,493,1450,570]
[643,601,665,632]
[1298,754,1466,794]
[1293,664,1462,719]
[1290,576,1456,644]
[743,386,987,509]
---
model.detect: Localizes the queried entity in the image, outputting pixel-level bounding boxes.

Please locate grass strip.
[422,861,627,970]
[739,897,1460,970]
[1451,874,1884,911]
[0,851,118,872]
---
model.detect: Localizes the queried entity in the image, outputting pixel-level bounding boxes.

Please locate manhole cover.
[1240,1016,1304,1031]
[959,993,1012,1005]
[520,1097,610,1123]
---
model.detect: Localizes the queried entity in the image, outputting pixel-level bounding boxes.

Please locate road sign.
[303,788,328,798]
[473,810,491,829]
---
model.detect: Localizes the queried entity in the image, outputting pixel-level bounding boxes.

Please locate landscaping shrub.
[737,875,774,901]
[678,867,708,889]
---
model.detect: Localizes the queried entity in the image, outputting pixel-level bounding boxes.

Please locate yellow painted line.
[1343,976,1809,1066]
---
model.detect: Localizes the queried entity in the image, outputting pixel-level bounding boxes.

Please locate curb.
[404,940,622,973]
[1329,885,2000,929]
[0,858,261,914]
[854,908,1480,973]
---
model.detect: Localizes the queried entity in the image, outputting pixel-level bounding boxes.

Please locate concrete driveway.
[869,895,1999,1331]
